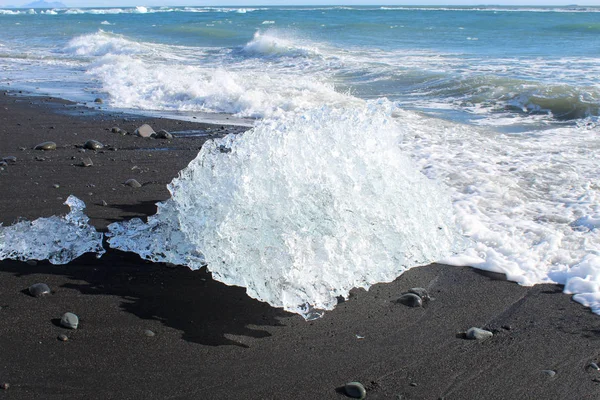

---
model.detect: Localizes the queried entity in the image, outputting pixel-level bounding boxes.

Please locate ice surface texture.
[108,103,464,318]
[106,199,205,267]
[0,196,105,264]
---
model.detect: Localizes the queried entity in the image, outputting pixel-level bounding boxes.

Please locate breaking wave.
[241,31,321,58]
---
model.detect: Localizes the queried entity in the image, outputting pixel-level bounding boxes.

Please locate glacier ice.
[0,195,105,264]
[106,199,205,267]
[108,103,465,318]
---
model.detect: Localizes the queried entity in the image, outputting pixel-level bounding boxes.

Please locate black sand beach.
[1,91,599,399]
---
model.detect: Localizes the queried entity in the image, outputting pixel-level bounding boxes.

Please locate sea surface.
[1,6,600,315]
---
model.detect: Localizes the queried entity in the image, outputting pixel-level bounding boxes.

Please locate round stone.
[144,329,155,337]
[83,140,104,150]
[344,382,366,399]
[94,97,103,104]
[111,127,122,134]
[57,333,68,342]
[60,312,79,329]
[466,327,493,341]
[541,370,556,378]
[155,130,173,140]
[124,178,142,188]
[28,283,51,297]
[134,124,155,138]
[34,141,57,151]
[398,293,423,308]
[408,287,431,301]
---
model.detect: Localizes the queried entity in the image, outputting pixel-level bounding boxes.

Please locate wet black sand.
[1,91,599,400]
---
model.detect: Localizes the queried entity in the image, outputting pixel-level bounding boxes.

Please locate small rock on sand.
[28,283,51,297]
[3,156,16,164]
[81,157,93,167]
[344,382,366,399]
[94,97,103,103]
[408,287,431,301]
[134,124,155,138]
[83,140,104,150]
[541,370,556,378]
[155,130,173,140]
[144,329,155,337]
[34,141,56,151]
[57,333,68,342]
[397,293,423,308]
[1,383,9,390]
[60,312,79,329]
[124,178,142,188]
[466,327,493,341]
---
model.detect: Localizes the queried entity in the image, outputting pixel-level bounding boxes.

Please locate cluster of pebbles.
[11,124,174,188]
[0,280,157,391]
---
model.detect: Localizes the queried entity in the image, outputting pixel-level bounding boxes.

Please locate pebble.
[94,97,103,103]
[83,140,104,150]
[541,370,556,378]
[134,124,155,138]
[28,283,51,297]
[408,287,431,301]
[155,129,173,140]
[111,126,121,133]
[1,383,9,390]
[0,161,7,167]
[3,156,16,164]
[589,362,600,371]
[144,329,155,337]
[53,184,60,189]
[60,312,79,329]
[81,157,93,167]
[57,333,68,342]
[397,293,423,308]
[344,382,366,399]
[465,327,493,341]
[34,141,57,151]
[124,178,142,188]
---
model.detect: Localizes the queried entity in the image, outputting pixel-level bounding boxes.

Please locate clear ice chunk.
[108,102,465,318]
[106,199,205,267]
[0,195,105,264]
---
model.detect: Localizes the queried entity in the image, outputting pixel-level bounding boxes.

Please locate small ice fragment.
[0,195,105,264]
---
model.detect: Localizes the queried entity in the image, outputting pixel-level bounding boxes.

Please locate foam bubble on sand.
[107,102,464,318]
[0,196,104,264]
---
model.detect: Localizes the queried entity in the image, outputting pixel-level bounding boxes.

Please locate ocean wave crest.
[63,30,149,57]
[241,31,321,58]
